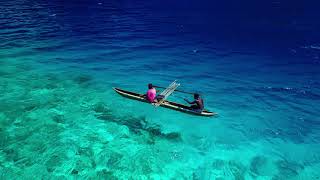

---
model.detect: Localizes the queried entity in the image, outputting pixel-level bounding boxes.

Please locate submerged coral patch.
[96,113,182,142]
[73,74,92,85]
[273,159,304,179]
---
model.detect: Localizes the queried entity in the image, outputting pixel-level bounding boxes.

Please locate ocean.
[1,0,320,179]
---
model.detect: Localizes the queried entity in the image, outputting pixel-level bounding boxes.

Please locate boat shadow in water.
[92,102,182,143]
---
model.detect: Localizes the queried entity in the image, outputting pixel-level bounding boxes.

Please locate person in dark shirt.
[184,93,204,112]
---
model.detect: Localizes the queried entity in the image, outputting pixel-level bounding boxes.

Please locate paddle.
[153,85,196,95]
[171,94,188,100]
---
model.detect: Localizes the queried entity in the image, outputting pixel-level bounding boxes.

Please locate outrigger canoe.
[113,87,216,117]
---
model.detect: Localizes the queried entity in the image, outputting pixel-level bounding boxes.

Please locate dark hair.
[194,93,200,99]
[148,83,153,89]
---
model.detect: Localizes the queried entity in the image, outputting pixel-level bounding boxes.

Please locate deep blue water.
[1,0,320,179]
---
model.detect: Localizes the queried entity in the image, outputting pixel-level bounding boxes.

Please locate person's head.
[194,93,200,99]
[148,83,153,89]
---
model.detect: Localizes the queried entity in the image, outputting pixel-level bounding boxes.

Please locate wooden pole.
[153,85,196,95]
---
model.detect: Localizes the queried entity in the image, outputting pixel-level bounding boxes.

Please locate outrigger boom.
[154,80,180,107]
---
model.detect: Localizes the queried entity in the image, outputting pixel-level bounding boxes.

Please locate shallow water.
[1,1,320,179]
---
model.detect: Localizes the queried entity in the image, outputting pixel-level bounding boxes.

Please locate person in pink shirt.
[144,83,165,103]
[146,83,157,102]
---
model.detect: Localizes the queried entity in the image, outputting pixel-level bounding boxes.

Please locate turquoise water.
[1,1,320,179]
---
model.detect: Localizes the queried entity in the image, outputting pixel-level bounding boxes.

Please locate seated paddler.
[184,93,204,112]
[145,83,164,103]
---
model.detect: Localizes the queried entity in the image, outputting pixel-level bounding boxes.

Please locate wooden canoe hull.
[113,87,217,117]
